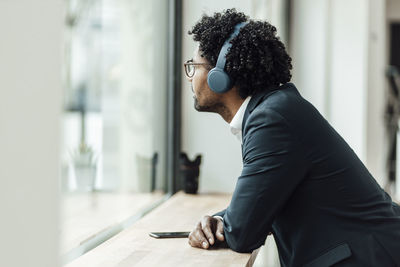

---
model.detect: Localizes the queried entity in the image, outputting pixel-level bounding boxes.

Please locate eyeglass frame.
[184,59,212,78]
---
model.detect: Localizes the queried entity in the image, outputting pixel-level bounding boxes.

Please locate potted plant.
[70,141,97,192]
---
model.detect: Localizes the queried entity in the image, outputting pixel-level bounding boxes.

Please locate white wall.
[290,0,330,116]
[290,0,387,186]
[0,1,63,266]
[181,0,288,193]
[181,1,252,193]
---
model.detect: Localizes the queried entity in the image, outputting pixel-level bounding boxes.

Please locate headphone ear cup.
[207,67,232,94]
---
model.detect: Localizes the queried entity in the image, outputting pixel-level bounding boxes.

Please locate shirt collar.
[229,96,251,143]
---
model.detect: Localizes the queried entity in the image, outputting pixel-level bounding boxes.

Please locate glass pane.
[60,0,169,262]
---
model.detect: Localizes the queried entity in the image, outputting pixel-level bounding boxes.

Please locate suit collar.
[242,83,295,135]
[247,83,294,114]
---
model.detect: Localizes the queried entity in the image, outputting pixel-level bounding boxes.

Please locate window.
[60,0,171,263]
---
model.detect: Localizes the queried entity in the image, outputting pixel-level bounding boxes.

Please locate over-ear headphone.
[207,22,248,94]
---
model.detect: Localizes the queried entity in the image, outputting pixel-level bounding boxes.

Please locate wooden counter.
[66,191,257,267]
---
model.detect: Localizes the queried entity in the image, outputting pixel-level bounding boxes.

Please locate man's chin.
[193,96,222,113]
[194,98,210,112]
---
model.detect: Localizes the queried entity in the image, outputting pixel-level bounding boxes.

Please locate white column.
[290,0,330,117]
[0,1,63,266]
[366,0,386,186]
[329,0,369,161]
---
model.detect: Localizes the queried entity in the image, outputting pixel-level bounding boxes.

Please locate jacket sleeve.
[223,108,309,253]
[212,209,226,218]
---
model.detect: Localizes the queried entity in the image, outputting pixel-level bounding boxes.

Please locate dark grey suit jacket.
[214,83,400,266]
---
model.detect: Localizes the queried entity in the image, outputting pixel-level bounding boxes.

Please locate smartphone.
[149,231,191,238]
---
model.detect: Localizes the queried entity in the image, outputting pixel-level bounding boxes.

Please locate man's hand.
[188,215,224,249]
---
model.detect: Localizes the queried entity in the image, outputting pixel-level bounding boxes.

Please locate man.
[185,9,400,267]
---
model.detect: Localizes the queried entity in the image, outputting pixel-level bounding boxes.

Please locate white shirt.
[229,96,252,144]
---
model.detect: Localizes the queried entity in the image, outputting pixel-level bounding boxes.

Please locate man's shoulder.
[258,84,302,111]
[244,84,302,126]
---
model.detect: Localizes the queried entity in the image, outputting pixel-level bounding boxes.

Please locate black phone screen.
[149,231,190,238]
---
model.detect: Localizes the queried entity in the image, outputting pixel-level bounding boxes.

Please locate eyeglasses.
[184,59,211,78]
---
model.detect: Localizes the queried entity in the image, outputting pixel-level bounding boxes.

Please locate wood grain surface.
[66,191,255,267]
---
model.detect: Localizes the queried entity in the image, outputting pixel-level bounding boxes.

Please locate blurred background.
[1,0,399,266]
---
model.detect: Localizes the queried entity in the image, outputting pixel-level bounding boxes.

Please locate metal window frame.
[166,0,183,194]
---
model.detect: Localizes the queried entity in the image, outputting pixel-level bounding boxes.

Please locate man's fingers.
[188,223,210,249]
[215,218,225,241]
[188,216,225,250]
[195,227,210,248]
[201,216,215,245]
[188,230,196,247]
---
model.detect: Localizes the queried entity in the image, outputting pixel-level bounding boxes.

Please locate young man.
[185,9,400,267]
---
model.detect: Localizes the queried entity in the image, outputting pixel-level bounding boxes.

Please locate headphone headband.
[216,22,248,69]
[207,21,247,94]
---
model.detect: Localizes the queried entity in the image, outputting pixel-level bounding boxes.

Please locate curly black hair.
[188,8,292,99]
